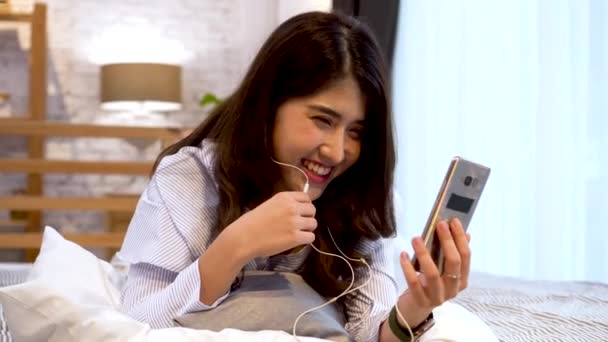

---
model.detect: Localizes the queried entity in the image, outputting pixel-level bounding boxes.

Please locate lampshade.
[100,63,182,112]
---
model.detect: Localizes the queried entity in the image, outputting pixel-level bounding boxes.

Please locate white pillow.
[421,302,498,342]
[0,227,329,342]
[0,226,146,341]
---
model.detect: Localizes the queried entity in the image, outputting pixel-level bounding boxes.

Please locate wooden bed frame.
[0,119,186,258]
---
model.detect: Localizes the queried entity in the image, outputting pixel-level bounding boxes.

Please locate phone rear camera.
[464,176,473,186]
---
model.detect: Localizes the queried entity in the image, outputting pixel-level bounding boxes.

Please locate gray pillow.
[175,271,352,342]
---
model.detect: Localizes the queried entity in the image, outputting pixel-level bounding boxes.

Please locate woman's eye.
[313,116,332,126]
[349,128,363,140]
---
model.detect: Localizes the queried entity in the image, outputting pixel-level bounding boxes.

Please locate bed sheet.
[455,272,608,341]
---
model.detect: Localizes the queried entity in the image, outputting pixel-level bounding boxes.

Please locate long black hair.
[153,11,396,297]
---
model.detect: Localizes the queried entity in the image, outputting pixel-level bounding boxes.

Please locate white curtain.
[392,0,608,282]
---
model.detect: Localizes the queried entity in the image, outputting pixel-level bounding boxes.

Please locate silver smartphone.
[412,157,491,274]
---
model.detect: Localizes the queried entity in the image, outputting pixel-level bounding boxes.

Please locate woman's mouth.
[302,159,333,183]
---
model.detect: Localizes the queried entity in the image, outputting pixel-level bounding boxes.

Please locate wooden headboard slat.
[0,196,139,212]
[0,232,125,249]
[0,159,154,175]
[0,119,183,145]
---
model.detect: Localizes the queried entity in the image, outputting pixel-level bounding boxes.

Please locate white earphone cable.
[269,158,372,340]
[291,232,372,340]
[270,157,310,193]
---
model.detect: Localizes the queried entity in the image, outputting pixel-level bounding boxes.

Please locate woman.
[119,11,471,342]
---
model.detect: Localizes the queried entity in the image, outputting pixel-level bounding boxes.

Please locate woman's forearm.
[378,297,433,342]
[379,318,402,342]
[197,230,250,305]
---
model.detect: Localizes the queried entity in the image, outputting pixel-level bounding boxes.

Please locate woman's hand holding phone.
[395,218,472,328]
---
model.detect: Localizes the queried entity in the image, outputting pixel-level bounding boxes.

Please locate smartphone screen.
[411,157,490,274]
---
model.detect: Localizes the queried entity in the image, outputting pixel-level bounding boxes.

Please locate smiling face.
[272,76,366,200]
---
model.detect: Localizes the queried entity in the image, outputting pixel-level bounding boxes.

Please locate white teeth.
[303,160,331,176]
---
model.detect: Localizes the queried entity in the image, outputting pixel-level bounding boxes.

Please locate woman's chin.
[306,187,325,200]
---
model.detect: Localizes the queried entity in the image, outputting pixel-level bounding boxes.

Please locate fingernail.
[401,252,408,259]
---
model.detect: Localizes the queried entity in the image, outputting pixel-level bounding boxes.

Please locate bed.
[0,229,340,342]
[0,117,188,341]
[1,263,30,342]
[1,260,607,342]
[0,263,29,289]
[453,272,608,341]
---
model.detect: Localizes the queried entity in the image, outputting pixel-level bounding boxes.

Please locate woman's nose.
[320,132,346,165]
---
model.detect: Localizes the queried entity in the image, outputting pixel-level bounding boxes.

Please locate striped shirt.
[118,140,399,342]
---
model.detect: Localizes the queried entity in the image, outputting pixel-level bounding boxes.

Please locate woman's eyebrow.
[307,104,365,124]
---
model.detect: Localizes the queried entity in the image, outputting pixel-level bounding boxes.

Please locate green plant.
[199,92,222,107]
